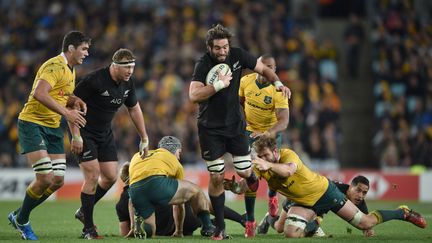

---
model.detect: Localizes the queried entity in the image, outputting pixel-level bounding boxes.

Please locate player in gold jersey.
[128,136,215,238]
[8,31,91,240]
[239,54,289,237]
[226,136,427,238]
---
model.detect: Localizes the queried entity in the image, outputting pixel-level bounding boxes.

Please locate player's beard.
[210,51,229,63]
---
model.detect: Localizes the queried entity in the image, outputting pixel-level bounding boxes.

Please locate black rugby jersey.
[334,181,369,214]
[74,67,138,134]
[192,47,257,132]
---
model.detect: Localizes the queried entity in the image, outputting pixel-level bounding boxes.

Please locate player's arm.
[252,157,297,178]
[33,79,86,127]
[125,199,135,238]
[68,122,83,154]
[253,61,291,98]
[172,204,185,237]
[126,102,149,157]
[267,107,289,137]
[188,81,217,103]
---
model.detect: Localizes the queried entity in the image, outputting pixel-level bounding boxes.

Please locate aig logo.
[110,98,122,104]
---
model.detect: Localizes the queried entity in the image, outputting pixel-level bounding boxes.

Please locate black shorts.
[78,129,118,163]
[198,124,250,161]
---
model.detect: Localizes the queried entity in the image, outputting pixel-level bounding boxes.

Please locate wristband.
[213,80,225,92]
[274,80,283,89]
[139,138,149,153]
[72,135,83,142]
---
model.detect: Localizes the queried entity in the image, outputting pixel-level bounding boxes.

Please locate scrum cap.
[158,136,182,154]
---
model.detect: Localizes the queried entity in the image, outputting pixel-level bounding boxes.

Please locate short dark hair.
[259,54,274,61]
[62,31,91,52]
[112,48,135,63]
[252,136,277,154]
[206,24,233,48]
[351,175,370,187]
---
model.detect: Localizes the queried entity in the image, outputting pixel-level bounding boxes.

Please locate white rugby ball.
[205,63,231,85]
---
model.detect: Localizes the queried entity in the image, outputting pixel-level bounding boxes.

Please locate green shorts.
[246,130,282,147]
[289,180,347,216]
[129,175,179,218]
[18,120,64,154]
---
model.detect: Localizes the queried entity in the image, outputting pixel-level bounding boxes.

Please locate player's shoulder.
[40,55,67,72]
[241,73,257,84]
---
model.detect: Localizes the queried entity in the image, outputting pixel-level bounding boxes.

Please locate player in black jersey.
[188,24,290,239]
[70,48,149,239]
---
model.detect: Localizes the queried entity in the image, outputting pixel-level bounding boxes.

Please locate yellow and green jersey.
[239,73,288,132]
[129,148,184,185]
[254,148,328,206]
[19,54,75,128]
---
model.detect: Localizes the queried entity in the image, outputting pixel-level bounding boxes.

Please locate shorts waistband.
[131,175,166,188]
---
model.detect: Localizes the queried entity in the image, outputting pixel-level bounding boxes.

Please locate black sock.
[223,206,243,224]
[209,192,225,231]
[93,184,109,205]
[81,192,95,230]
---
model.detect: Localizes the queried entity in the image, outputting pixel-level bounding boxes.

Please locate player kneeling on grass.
[224,136,427,238]
[257,175,374,237]
[127,136,215,238]
[117,162,245,237]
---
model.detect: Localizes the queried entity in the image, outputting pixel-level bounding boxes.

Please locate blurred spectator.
[343,13,365,78]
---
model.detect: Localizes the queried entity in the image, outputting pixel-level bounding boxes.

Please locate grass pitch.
[1,200,431,242]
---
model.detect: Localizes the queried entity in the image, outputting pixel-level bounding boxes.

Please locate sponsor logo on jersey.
[101,90,110,96]
[110,98,122,104]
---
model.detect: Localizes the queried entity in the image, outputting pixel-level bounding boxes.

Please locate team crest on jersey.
[232,60,241,71]
[123,90,130,97]
[263,96,272,104]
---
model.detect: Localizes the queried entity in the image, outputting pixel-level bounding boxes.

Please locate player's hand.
[70,135,83,154]
[252,157,271,171]
[139,137,149,159]
[250,131,271,139]
[74,97,87,114]
[276,85,291,99]
[223,175,242,194]
[363,229,374,237]
[214,70,232,90]
[65,109,86,128]
[171,230,183,238]
[125,229,134,238]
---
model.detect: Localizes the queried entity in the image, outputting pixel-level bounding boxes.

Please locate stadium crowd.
[371,0,432,168]
[0,0,342,168]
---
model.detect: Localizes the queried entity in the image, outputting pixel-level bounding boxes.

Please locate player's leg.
[199,129,228,239]
[337,200,427,230]
[9,121,59,240]
[116,188,131,237]
[283,206,316,238]
[169,179,215,236]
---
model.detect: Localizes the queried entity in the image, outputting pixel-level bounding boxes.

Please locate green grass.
[1,200,431,242]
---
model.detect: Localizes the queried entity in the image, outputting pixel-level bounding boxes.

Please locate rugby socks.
[371,209,404,224]
[223,206,243,225]
[197,211,213,230]
[244,191,256,221]
[16,187,43,225]
[93,184,109,204]
[33,188,55,208]
[209,192,226,232]
[304,218,320,237]
[268,189,277,197]
[81,192,95,230]
[246,172,259,192]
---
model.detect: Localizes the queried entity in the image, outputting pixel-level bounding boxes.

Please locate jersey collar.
[255,74,270,89]
[60,52,69,65]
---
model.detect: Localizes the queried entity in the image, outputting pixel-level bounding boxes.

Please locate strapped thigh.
[32,157,52,174]
[206,159,225,173]
[52,158,66,176]
[232,154,251,172]
[285,214,308,230]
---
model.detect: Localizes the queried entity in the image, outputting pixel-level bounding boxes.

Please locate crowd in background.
[0,0,341,168]
[371,0,432,168]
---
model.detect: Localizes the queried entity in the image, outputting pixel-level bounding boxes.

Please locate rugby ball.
[205,63,231,85]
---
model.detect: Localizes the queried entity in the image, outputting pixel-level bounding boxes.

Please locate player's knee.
[274,220,284,233]
[232,154,251,174]
[51,176,64,189]
[206,159,225,174]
